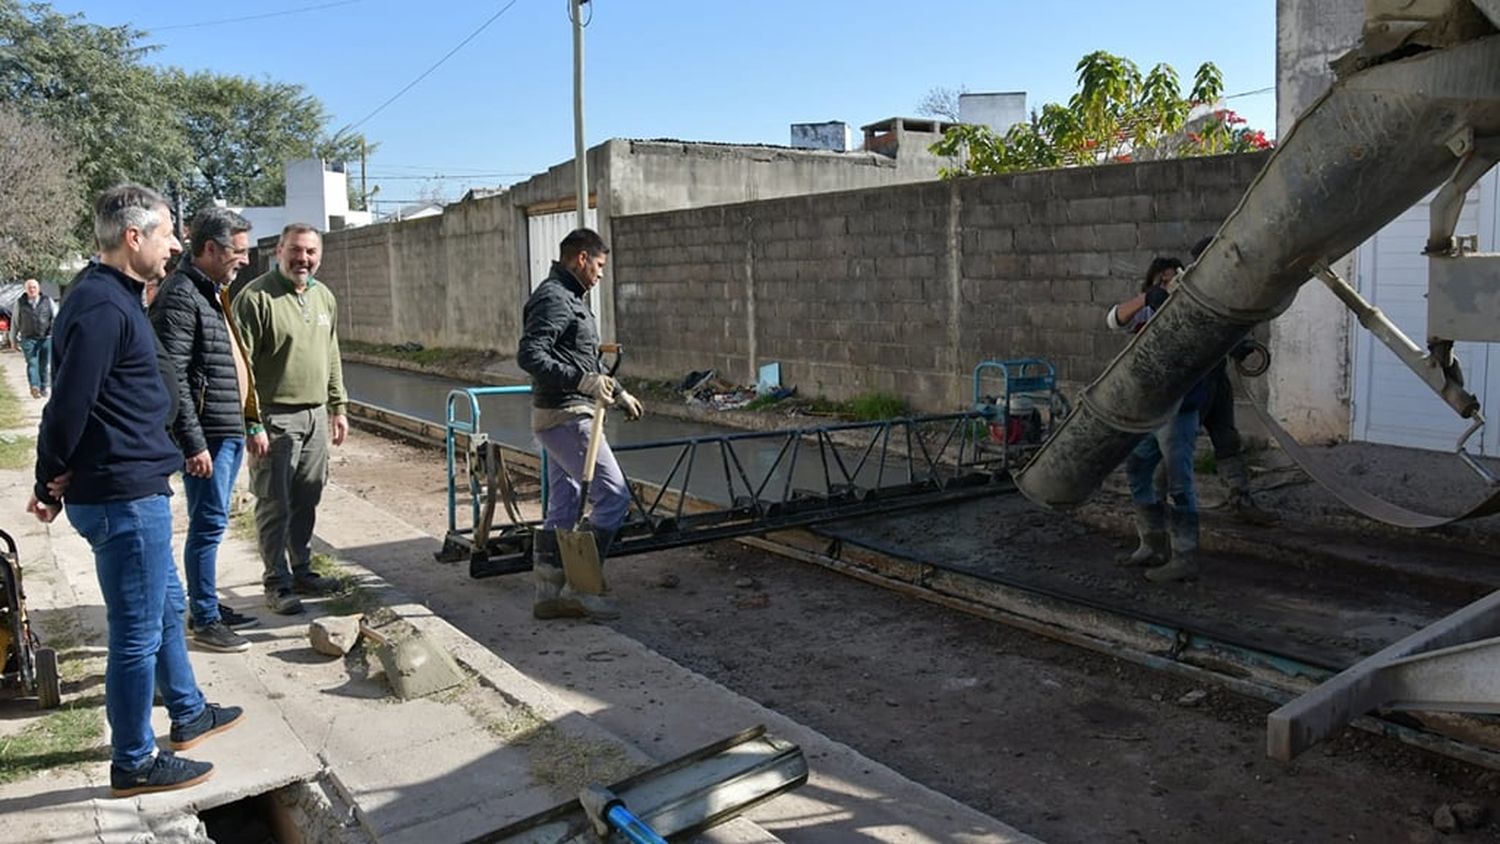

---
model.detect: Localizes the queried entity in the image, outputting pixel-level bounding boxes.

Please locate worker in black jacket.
[149,207,262,652]
[1189,236,1275,525]
[518,228,643,621]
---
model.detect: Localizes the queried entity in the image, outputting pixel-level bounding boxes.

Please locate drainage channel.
[344,363,1500,771]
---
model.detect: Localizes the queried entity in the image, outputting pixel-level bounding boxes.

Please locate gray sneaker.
[265,588,304,615]
[192,621,250,653]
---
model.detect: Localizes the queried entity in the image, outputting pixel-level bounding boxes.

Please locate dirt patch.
[330,427,1500,843]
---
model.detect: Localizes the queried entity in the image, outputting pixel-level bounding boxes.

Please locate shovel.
[358,617,466,700]
[557,397,609,596]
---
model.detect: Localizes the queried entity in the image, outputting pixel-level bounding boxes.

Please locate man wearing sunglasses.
[150,207,263,652]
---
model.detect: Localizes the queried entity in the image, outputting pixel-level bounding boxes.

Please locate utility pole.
[571,0,589,229]
[360,138,368,212]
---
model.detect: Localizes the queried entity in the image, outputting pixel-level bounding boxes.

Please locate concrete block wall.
[314,192,523,351]
[612,152,1269,412]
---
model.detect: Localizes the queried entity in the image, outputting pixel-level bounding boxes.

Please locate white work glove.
[615,389,644,421]
[578,372,617,403]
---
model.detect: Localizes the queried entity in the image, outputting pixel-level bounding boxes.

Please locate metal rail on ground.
[430,385,1013,578]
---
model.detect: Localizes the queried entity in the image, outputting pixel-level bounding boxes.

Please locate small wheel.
[34,647,60,709]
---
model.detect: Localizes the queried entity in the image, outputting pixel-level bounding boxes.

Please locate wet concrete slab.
[345,361,1469,670]
[816,492,1470,670]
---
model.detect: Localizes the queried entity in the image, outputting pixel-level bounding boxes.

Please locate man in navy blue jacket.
[28,185,243,798]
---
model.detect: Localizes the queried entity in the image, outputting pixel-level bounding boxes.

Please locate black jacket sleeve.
[149,279,207,455]
[517,287,583,392]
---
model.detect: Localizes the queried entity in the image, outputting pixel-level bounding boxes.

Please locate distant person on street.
[518,227,644,620]
[15,277,54,398]
[1106,256,1207,583]
[1189,235,1276,526]
[232,223,346,615]
[30,184,242,798]
[150,207,262,652]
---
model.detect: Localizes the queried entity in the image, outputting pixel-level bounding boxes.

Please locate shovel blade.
[557,527,606,595]
[373,635,466,700]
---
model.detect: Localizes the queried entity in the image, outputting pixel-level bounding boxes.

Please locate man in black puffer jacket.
[150,207,262,653]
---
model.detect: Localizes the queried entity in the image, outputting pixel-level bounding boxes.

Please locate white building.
[1273,0,1500,454]
[958,92,1027,135]
[232,158,372,236]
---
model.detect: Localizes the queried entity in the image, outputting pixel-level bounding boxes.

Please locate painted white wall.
[231,159,372,237]
[1268,0,1365,441]
[959,92,1027,135]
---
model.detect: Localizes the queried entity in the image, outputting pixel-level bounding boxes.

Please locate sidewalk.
[0,351,1036,842]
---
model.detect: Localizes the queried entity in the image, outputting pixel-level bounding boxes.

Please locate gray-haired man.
[150,207,262,652]
[32,184,242,797]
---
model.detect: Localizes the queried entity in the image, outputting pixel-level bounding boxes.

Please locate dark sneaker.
[109,751,214,798]
[292,573,340,595]
[217,604,258,629]
[265,588,303,615]
[169,702,245,751]
[192,621,250,653]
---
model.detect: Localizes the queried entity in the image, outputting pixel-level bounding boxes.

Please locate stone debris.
[309,615,362,657]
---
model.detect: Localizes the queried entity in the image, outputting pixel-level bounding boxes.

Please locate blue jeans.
[1125,409,1200,515]
[181,437,245,627]
[67,495,206,770]
[535,418,631,532]
[20,336,50,391]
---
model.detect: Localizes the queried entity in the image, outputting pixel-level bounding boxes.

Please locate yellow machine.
[1,528,60,710]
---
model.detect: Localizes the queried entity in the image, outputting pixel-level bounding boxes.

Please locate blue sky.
[54,1,1277,207]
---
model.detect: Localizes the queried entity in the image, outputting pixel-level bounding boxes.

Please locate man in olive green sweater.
[232,224,348,614]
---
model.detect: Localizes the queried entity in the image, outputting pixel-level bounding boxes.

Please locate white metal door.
[527,208,599,316]
[1478,168,1500,454]
[1351,171,1498,452]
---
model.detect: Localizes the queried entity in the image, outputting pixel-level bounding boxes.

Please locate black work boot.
[559,527,621,620]
[1217,454,1277,526]
[531,529,585,620]
[1146,510,1200,583]
[1117,503,1170,568]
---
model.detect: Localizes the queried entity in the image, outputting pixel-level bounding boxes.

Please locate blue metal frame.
[972,357,1057,417]
[444,385,534,534]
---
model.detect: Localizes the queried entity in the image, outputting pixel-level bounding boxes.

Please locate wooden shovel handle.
[581,399,606,485]
[358,620,390,647]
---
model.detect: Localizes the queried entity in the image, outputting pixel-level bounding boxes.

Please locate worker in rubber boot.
[518,228,644,620]
[1189,236,1277,527]
[1106,257,1205,582]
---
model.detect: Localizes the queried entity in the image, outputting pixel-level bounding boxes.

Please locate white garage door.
[1352,170,1500,452]
[527,207,599,316]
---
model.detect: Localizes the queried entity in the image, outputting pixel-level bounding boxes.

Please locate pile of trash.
[679,364,796,412]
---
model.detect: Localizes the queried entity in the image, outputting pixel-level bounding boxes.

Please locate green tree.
[163,69,370,209]
[930,51,1269,178]
[0,1,188,225]
[0,103,79,277]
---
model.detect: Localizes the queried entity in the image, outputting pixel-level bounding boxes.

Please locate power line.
[368,163,522,173]
[1225,86,1274,100]
[144,0,365,32]
[346,0,521,132]
[363,173,528,180]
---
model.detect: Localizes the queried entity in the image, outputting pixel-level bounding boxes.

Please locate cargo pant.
[250,404,329,591]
